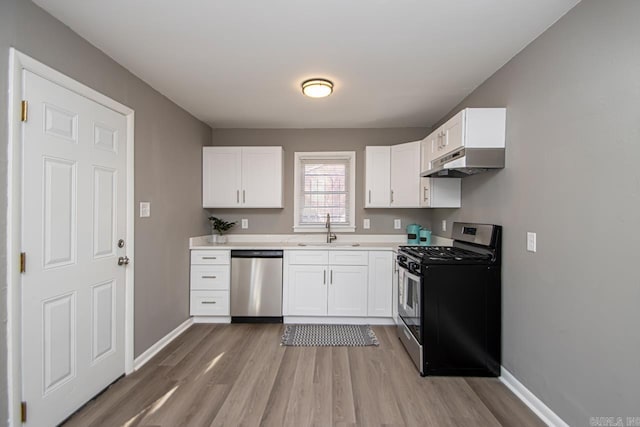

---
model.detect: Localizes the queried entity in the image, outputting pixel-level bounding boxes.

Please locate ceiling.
[33,0,579,129]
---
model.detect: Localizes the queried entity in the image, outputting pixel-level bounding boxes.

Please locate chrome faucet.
[326,213,337,243]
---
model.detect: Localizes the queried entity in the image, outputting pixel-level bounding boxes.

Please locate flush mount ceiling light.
[301,78,334,98]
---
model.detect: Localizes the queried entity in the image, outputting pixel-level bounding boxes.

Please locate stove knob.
[409,262,420,273]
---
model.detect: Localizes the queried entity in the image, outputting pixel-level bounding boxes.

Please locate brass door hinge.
[20,252,26,273]
[21,401,27,423]
[21,100,28,122]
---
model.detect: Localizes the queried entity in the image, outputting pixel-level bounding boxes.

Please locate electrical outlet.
[139,202,150,218]
[241,218,249,229]
[363,218,370,229]
[527,232,537,252]
[441,220,447,232]
[394,219,401,229]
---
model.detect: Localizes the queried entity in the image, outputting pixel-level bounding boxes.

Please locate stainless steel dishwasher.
[230,250,283,322]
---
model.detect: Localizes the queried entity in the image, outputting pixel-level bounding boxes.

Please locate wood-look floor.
[63,324,544,427]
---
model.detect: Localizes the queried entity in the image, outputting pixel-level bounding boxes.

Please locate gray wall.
[0,1,211,421]
[430,1,640,424]
[209,128,435,235]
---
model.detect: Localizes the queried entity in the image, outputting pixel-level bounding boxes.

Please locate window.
[293,152,356,232]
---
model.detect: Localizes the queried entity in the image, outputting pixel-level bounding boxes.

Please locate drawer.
[329,250,368,266]
[190,265,230,290]
[191,250,230,265]
[287,250,329,265]
[190,290,229,316]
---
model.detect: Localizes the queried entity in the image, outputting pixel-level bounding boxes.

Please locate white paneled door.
[21,70,128,427]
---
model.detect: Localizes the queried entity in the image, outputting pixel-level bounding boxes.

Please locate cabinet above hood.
[420,108,506,178]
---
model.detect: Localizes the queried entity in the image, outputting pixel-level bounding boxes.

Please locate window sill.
[293,226,356,233]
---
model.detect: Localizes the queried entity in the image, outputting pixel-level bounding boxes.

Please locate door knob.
[118,256,130,266]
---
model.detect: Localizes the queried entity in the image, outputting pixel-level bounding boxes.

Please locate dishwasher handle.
[231,250,283,258]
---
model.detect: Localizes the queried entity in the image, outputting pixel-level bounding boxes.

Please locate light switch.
[363,219,370,229]
[139,202,150,218]
[527,232,537,252]
[394,219,401,229]
[241,218,249,229]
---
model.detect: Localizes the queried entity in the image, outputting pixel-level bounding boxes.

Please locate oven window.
[399,271,422,344]
[406,280,415,310]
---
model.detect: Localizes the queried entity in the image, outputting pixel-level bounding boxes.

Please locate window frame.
[293,151,356,233]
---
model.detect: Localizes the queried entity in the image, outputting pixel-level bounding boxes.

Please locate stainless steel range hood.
[421,147,505,178]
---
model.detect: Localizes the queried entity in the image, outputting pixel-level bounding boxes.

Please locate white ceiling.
[33,0,579,129]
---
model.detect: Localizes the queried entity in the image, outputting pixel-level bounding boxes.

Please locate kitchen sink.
[297,243,361,247]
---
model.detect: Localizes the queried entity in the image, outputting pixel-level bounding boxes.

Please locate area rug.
[281,324,379,347]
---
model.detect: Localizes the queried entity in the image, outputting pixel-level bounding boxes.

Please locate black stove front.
[396,222,502,377]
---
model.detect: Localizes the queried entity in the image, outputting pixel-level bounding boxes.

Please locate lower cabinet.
[288,265,328,315]
[190,290,230,316]
[190,249,230,317]
[287,264,368,316]
[285,250,391,318]
[327,266,368,316]
[368,251,393,317]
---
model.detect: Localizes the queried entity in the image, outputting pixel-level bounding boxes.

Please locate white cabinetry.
[364,146,391,207]
[203,146,283,208]
[392,252,399,323]
[287,250,368,316]
[420,177,461,208]
[421,132,438,173]
[327,266,368,316]
[287,265,327,316]
[368,251,393,317]
[364,141,421,208]
[423,108,506,166]
[391,141,421,207]
[285,250,393,320]
[190,250,230,317]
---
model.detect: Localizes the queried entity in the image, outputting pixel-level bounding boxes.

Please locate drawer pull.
[201,301,217,304]
[202,256,217,260]
[201,275,217,279]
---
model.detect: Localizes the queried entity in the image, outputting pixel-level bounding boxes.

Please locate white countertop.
[189,234,453,251]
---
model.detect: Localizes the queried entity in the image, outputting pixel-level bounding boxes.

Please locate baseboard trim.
[133,318,193,371]
[500,367,568,427]
[284,316,395,325]
[192,316,232,324]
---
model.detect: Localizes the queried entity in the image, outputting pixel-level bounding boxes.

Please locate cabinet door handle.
[202,301,217,304]
[368,190,371,204]
[423,187,429,201]
[236,190,240,203]
[201,275,217,279]
[243,190,246,203]
[323,270,326,285]
[330,269,333,284]
[391,190,394,203]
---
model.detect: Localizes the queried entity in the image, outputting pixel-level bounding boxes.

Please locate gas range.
[398,222,500,266]
[396,222,502,377]
[398,245,492,264]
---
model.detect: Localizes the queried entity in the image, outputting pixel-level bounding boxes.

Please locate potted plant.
[208,216,237,244]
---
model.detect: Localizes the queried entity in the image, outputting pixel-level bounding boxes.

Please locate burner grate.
[400,246,491,262]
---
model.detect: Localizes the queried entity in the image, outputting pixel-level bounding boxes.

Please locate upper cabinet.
[364,146,391,207]
[203,146,283,208]
[365,141,421,208]
[390,141,421,207]
[420,177,461,208]
[421,108,506,177]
